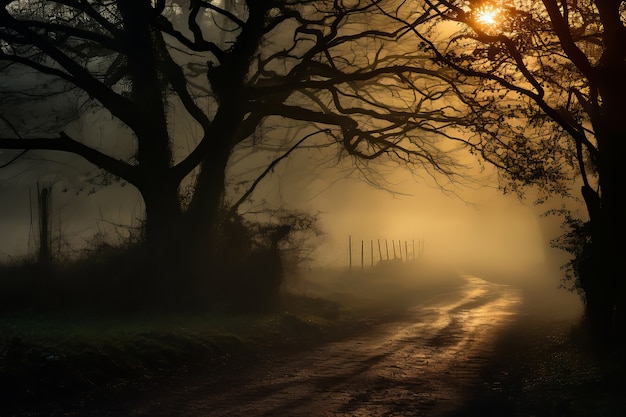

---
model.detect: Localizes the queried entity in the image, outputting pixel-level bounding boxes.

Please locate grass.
[0,294,348,415]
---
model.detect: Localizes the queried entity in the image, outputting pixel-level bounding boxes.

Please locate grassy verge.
[0,262,464,415]
[0,294,347,414]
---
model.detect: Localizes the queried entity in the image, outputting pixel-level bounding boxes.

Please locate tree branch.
[230,129,329,214]
[541,0,595,80]
[0,133,137,183]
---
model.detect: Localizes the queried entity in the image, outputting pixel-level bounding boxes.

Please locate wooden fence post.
[37,182,52,266]
[349,235,352,271]
[361,240,364,271]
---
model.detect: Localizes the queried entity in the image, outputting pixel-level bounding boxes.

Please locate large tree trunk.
[139,178,182,246]
[120,0,182,246]
[587,128,626,339]
[574,10,626,339]
[113,1,188,307]
[163,0,269,308]
[186,146,231,259]
[183,108,242,304]
[582,51,626,338]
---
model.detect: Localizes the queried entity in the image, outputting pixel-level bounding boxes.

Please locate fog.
[227,141,569,274]
[0,124,584,319]
[223,138,584,319]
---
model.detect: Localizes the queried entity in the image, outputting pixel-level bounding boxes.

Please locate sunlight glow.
[474,4,502,29]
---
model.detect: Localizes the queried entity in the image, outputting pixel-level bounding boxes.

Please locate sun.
[474,4,502,28]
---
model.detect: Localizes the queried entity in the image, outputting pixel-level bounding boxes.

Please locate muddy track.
[86,276,525,417]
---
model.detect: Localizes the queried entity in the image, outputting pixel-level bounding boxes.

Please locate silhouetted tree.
[377,0,626,338]
[155,0,475,272]
[0,1,184,246]
[0,0,474,307]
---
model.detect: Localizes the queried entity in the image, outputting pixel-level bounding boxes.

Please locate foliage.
[378,0,626,336]
[548,209,592,295]
[211,208,323,313]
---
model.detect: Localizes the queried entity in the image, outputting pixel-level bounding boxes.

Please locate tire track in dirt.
[104,275,524,417]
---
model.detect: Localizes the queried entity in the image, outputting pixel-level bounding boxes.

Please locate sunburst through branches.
[473,3,503,31]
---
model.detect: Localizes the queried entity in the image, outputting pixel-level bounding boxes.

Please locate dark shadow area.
[0,209,324,415]
[447,305,626,417]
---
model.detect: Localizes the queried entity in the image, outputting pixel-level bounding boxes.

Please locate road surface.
[95,275,523,417]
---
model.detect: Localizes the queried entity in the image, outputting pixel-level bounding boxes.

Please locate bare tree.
[0,1,184,245]
[1,1,474,305]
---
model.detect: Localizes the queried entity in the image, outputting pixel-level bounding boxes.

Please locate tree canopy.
[0,0,475,309]
[383,0,626,337]
[0,0,472,229]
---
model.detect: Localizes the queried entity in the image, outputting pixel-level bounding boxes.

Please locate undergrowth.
[0,292,342,415]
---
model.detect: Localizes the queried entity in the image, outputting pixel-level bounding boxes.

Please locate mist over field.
[1,133,583,321]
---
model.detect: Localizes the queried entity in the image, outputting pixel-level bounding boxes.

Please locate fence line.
[348,236,425,271]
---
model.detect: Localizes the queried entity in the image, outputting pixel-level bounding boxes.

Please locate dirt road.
[93,276,525,417]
